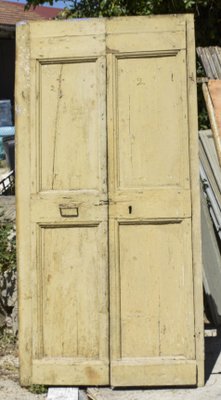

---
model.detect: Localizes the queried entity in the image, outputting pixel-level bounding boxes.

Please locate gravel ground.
[0,337,46,400]
[0,340,88,399]
[0,378,46,400]
[0,328,221,399]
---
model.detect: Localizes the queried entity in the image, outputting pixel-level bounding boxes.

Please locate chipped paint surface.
[16,15,203,387]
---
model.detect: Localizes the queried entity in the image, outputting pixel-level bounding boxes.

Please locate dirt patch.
[0,379,47,400]
[0,334,46,400]
[0,354,19,381]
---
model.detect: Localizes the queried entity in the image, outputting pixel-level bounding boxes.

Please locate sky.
[4,0,70,9]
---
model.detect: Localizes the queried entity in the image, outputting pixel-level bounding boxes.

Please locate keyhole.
[128,206,132,214]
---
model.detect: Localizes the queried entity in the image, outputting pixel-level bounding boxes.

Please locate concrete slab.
[79,391,88,400]
[47,387,78,400]
[87,378,221,399]
[87,332,221,400]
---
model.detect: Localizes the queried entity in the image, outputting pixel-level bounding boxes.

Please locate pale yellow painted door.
[16,20,109,386]
[16,16,203,388]
[107,16,204,387]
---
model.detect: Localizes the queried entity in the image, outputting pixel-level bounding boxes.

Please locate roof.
[33,4,61,18]
[0,0,61,26]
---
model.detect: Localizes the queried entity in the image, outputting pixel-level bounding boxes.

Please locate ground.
[0,328,221,399]
[0,334,46,400]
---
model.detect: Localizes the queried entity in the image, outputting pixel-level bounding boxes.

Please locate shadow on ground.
[205,328,221,382]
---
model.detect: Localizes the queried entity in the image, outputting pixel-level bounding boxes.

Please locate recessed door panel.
[119,221,195,359]
[34,224,106,360]
[116,53,188,189]
[40,60,102,191]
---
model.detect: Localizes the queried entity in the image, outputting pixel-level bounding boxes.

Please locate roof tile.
[0,0,61,25]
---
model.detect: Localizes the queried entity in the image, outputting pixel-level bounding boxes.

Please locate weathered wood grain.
[15,22,32,387]
[202,83,221,167]
[208,80,221,144]
[17,18,109,386]
[186,15,204,387]
[107,14,203,387]
[17,15,203,387]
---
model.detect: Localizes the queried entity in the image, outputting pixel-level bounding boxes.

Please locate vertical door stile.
[186,15,204,386]
[16,22,32,387]
[107,49,120,365]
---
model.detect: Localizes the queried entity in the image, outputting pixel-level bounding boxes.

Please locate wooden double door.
[16,15,204,387]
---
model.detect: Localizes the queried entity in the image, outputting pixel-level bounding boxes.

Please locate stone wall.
[0,196,17,336]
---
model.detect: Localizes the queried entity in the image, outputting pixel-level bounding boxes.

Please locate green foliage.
[196,60,210,129]
[29,384,48,394]
[56,0,201,18]
[0,331,16,350]
[0,224,16,274]
[198,89,210,130]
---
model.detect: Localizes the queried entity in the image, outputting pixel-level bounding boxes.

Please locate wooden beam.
[202,83,221,167]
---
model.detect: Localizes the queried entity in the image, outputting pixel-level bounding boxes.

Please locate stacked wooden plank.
[201,82,221,166]
[197,47,221,325]
[199,130,221,326]
[197,47,221,166]
[197,47,221,79]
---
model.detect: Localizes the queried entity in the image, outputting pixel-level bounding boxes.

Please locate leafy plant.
[0,224,16,274]
[0,331,16,344]
[29,384,48,394]
[0,331,17,353]
[196,59,210,130]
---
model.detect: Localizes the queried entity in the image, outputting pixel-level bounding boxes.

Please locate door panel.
[116,52,188,189]
[40,60,102,191]
[33,223,107,359]
[31,221,109,385]
[119,221,195,359]
[107,16,201,386]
